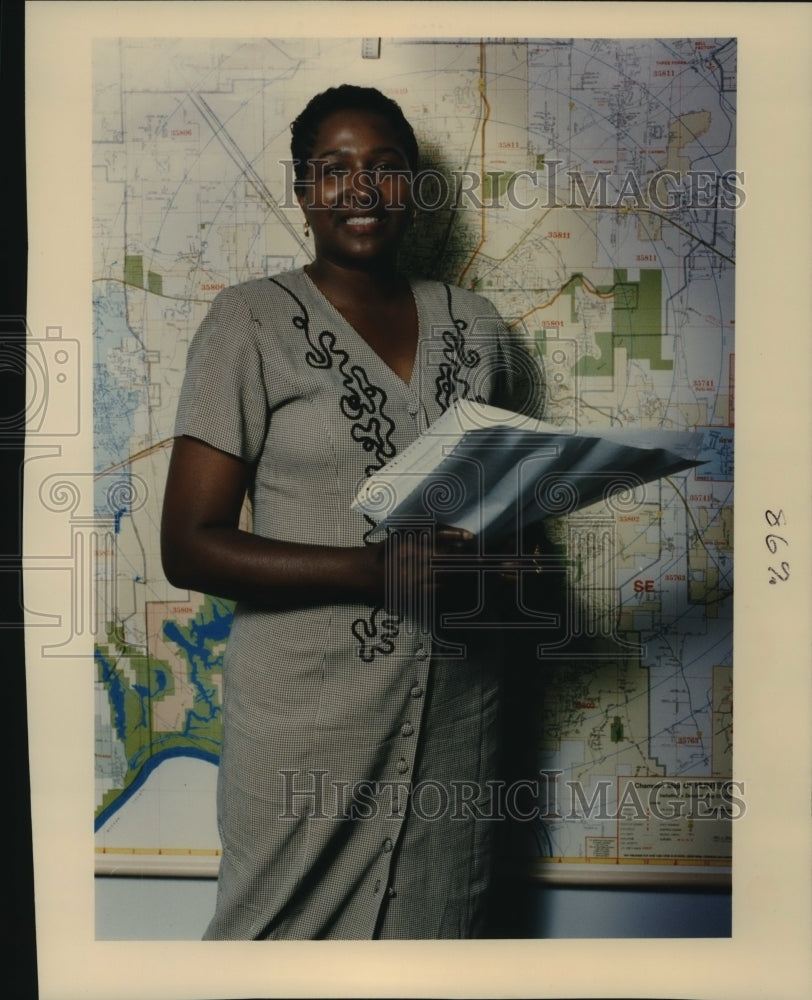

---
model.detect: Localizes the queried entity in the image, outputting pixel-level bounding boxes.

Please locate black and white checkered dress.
[174,268,539,939]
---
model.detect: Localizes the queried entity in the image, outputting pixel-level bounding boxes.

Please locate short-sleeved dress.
[174,267,540,940]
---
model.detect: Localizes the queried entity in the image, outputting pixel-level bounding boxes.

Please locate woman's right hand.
[364,525,478,618]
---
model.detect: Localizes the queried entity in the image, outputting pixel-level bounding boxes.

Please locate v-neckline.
[299,268,421,390]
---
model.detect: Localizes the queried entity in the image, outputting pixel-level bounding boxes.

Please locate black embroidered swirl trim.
[269,276,400,661]
[434,284,487,413]
[351,606,400,663]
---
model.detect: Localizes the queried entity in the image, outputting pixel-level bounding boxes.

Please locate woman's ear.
[294,183,307,213]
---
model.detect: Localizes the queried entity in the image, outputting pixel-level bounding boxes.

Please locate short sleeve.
[174,286,269,463]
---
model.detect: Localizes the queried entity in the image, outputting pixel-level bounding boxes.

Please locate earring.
[303,219,310,237]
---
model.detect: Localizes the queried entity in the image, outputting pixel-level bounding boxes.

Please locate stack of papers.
[352,400,705,538]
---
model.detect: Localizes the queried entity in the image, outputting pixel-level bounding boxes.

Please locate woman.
[162,85,544,940]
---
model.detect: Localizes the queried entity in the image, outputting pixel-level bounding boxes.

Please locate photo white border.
[25,2,811,998]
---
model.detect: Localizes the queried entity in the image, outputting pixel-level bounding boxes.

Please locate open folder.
[352,400,706,539]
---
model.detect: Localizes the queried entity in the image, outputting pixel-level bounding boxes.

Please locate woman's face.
[295,108,414,269]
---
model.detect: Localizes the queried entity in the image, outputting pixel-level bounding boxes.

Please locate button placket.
[374,832,396,899]
[404,387,420,419]
[375,638,429,913]
[402,641,428,774]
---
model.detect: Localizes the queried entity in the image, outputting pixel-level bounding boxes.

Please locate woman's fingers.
[433,525,476,554]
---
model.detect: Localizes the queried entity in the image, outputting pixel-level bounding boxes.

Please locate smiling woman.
[293,93,420,382]
[161,84,547,940]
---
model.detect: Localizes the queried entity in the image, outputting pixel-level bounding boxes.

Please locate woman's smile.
[344,215,384,226]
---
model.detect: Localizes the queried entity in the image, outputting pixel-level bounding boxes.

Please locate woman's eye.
[319,162,346,179]
[374,163,409,181]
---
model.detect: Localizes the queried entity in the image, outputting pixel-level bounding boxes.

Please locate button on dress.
[174,268,540,939]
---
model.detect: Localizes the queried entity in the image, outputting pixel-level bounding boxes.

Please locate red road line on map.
[506,273,615,329]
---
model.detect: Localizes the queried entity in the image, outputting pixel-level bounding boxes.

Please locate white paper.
[353,401,705,537]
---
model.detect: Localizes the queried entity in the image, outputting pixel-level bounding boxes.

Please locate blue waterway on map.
[93,281,147,516]
[95,646,127,739]
[94,746,219,832]
[133,668,168,728]
[96,600,232,825]
[162,601,232,735]
[694,428,734,482]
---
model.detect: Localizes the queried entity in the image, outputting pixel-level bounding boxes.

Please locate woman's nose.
[341,169,381,211]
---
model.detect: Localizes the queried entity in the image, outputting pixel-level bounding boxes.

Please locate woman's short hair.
[290,84,419,182]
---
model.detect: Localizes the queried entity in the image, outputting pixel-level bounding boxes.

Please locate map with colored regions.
[93,36,735,879]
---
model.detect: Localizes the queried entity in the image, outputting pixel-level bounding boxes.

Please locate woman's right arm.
[160,435,383,610]
[161,435,474,613]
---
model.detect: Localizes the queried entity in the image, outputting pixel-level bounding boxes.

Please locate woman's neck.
[304,257,408,308]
